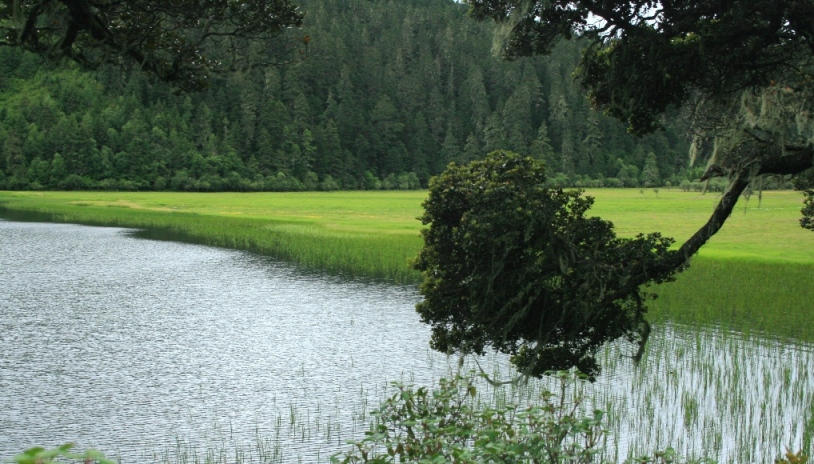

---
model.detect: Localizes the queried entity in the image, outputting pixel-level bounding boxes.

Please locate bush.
[199,173,225,191]
[170,170,198,191]
[116,179,140,191]
[58,174,92,190]
[546,172,570,188]
[382,173,398,190]
[303,171,320,190]
[267,172,305,191]
[396,172,421,190]
[153,176,168,190]
[363,171,382,190]
[96,178,117,191]
[320,174,341,191]
[604,177,622,188]
[332,372,605,464]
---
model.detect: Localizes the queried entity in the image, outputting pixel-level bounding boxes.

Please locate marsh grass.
[647,258,814,340]
[1,188,813,337]
[0,191,424,283]
[140,323,814,464]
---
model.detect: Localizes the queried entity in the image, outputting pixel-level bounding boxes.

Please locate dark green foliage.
[467,0,814,253]
[802,193,814,231]
[795,172,814,231]
[642,153,661,188]
[468,0,814,136]
[0,0,304,92]
[412,151,679,378]
[332,372,607,463]
[0,0,690,192]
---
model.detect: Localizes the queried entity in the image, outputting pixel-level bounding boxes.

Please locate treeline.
[0,0,695,192]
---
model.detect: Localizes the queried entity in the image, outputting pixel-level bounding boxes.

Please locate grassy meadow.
[0,190,425,282]
[1,188,813,339]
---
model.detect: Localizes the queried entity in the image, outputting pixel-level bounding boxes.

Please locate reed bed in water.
[139,323,814,464]
[647,257,814,340]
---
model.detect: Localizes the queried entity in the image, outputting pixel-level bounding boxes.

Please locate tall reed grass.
[0,192,423,283]
[138,323,814,464]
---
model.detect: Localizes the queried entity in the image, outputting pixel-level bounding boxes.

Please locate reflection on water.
[1,218,812,463]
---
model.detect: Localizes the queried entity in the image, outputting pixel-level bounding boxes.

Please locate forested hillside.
[0,0,694,192]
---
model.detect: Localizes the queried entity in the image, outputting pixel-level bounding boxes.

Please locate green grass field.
[0,190,426,282]
[584,188,814,263]
[1,188,812,339]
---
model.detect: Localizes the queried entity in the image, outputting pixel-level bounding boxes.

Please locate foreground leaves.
[11,444,114,464]
[332,372,606,464]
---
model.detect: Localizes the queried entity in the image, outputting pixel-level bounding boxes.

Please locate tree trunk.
[672,144,814,270]
[675,171,751,265]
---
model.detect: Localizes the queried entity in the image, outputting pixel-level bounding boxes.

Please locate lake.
[1,218,812,463]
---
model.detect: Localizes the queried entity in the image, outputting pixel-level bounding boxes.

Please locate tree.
[415,0,814,376]
[466,0,814,242]
[440,125,462,165]
[530,120,556,168]
[0,0,305,91]
[412,151,677,378]
[642,152,661,188]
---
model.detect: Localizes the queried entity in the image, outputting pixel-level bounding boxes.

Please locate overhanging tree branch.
[0,0,305,91]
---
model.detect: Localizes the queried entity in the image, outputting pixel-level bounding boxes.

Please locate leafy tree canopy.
[412,151,678,378]
[469,0,813,134]
[414,1,814,376]
[468,1,814,218]
[0,0,304,90]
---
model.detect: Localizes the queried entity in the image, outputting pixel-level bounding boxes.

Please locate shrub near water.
[332,371,720,464]
[332,372,606,463]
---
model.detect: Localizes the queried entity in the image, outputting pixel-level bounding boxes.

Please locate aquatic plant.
[10,444,113,464]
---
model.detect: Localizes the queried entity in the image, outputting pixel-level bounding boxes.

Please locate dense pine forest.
[0,0,695,192]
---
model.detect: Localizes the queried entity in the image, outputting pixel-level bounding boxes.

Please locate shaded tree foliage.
[469,0,813,133]
[0,0,304,91]
[412,151,678,378]
[0,0,691,192]
[468,0,814,233]
[412,0,814,376]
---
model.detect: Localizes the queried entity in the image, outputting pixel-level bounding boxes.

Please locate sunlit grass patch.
[0,191,425,283]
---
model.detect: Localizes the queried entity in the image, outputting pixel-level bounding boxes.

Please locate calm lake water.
[2,218,813,463]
